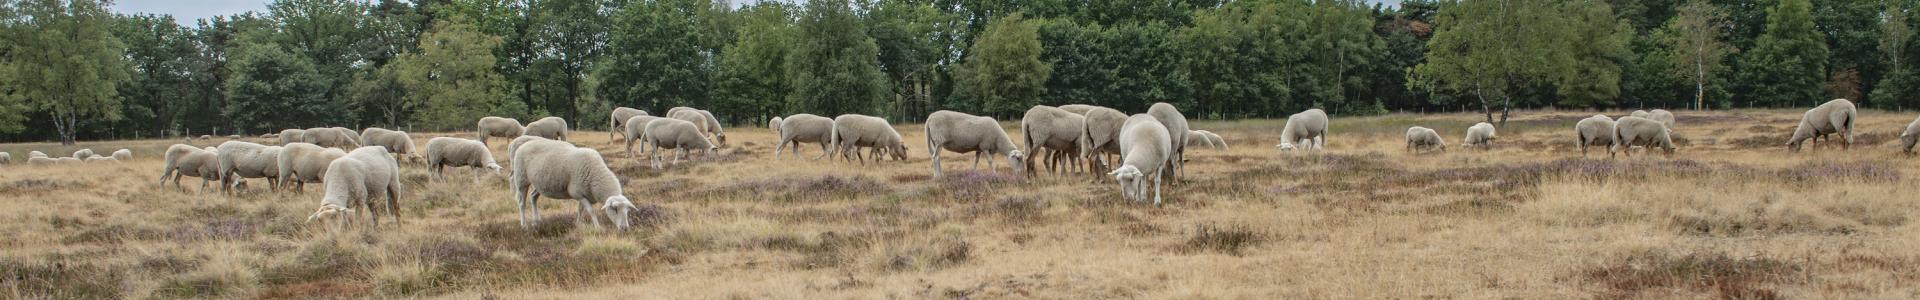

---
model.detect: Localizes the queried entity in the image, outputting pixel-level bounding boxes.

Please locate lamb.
[476,116,526,146]
[524,116,569,141]
[73,149,95,159]
[1057,104,1099,115]
[1021,106,1089,174]
[924,110,1025,178]
[1405,126,1446,153]
[112,149,132,161]
[1649,109,1676,129]
[217,141,284,195]
[1902,115,1920,155]
[424,137,502,181]
[608,107,649,141]
[277,143,349,192]
[831,114,907,162]
[1081,106,1128,172]
[304,127,362,149]
[774,114,835,160]
[360,127,421,163]
[158,145,222,192]
[1146,103,1190,178]
[1276,109,1329,151]
[621,115,665,157]
[645,118,718,169]
[1109,114,1173,205]
[509,138,637,230]
[1575,115,1619,157]
[669,108,728,146]
[279,129,307,145]
[1611,116,1676,157]
[29,151,47,159]
[305,146,403,228]
[1786,99,1858,152]
[1463,122,1497,149]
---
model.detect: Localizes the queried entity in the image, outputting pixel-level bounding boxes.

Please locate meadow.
[2,109,1918,298]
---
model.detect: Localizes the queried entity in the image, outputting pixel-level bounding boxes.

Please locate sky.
[115,0,1404,26]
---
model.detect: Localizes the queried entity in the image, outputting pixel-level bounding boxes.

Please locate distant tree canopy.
[1,0,1916,142]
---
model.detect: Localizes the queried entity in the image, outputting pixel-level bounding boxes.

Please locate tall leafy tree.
[1555,1,1632,108]
[713,3,794,121]
[8,0,128,144]
[1734,0,1827,107]
[269,0,371,124]
[529,0,606,122]
[1659,0,1736,110]
[394,17,509,130]
[1812,0,1881,103]
[598,0,710,115]
[224,34,341,134]
[953,12,1049,118]
[0,1,30,137]
[785,0,889,117]
[1871,0,1920,109]
[1413,0,1574,125]
[868,0,954,120]
[114,14,200,138]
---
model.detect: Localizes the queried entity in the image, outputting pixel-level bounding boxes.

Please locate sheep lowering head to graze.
[510,138,637,230]
[86,156,118,163]
[158,145,223,192]
[279,129,307,145]
[622,115,665,157]
[775,114,835,160]
[1147,103,1190,178]
[28,157,56,165]
[1649,109,1676,129]
[924,110,1025,178]
[278,143,349,192]
[56,157,81,164]
[1902,115,1920,155]
[73,149,95,159]
[670,108,728,147]
[1021,106,1090,175]
[524,116,570,141]
[645,118,718,170]
[507,135,551,162]
[361,127,421,163]
[1786,99,1858,152]
[304,127,363,149]
[1630,110,1650,119]
[1081,106,1128,173]
[1111,114,1173,205]
[217,141,284,195]
[1464,122,1497,149]
[112,149,132,161]
[1405,126,1446,153]
[425,137,502,182]
[261,133,278,139]
[1276,109,1330,152]
[307,146,403,229]
[1576,115,1619,157]
[29,151,47,159]
[1612,116,1676,157]
[832,114,908,163]
[609,107,649,141]
[769,117,784,134]
[477,116,526,146]
[1057,104,1098,115]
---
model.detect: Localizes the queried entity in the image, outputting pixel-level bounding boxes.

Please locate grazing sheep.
[769,116,784,134]
[476,116,526,146]
[333,127,363,144]
[112,149,131,161]
[1630,110,1650,119]
[1464,122,1497,149]
[225,135,243,140]
[0,152,9,164]
[1146,103,1190,178]
[774,114,835,160]
[55,157,81,164]
[666,106,693,117]
[1110,114,1173,205]
[28,157,57,165]
[621,115,665,157]
[29,151,47,159]
[278,143,349,192]
[425,137,502,181]
[1575,115,1619,157]
[217,141,284,195]
[507,135,551,163]
[158,144,200,183]
[1902,115,1920,155]
[1612,116,1676,157]
[831,114,907,162]
[509,138,637,230]
[1649,109,1676,129]
[609,107,649,141]
[279,129,307,145]
[1787,99,1858,152]
[1185,130,1221,149]
[1198,130,1227,150]
[304,127,362,149]
[73,149,95,159]
[1057,104,1098,115]
[645,118,718,170]
[261,133,278,139]
[924,110,1025,178]
[1081,106,1128,172]
[360,127,420,163]
[1021,106,1089,174]
[86,156,118,163]
[306,146,403,228]
[669,109,728,146]
[158,145,222,192]
[198,135,213,140]
[1276,109,1330,152]
[1405,126,1446,153]
[524,116,569,141]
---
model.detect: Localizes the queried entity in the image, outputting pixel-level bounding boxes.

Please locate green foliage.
[6,0,128,144]
[954,13,1050,119]
[113,14,200,138]
[1414,0,1579,123]
[785,0,889,117]
[598,0,711,114]
[1659,0,1737,109]
[224,35,343,134]
[713,3,794,121]
[393,17,509,131]
[1735,0,1828,107]
[1556,2,1633,108]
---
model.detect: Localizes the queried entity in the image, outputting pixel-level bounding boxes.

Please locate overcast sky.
[116,0,1405,26]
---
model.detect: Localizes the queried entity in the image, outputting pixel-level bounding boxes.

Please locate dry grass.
[3,109,1920,298]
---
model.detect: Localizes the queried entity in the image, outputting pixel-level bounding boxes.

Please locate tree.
[598,0,710,115]
[713,3,794,122]
[1659,0,1736,110]
[1413,0,1575,125]
[0,1,29,137]
[868,0,955,120]
[529,0,606,122]
[393,17,509,130]
[1555,2,1632,108]
[7,0,129,144]
[1734,0,1827,107]
[114,14,200,138]
[953,13,1050,118]
[269,0,372,124]
[1871,0,1920,109]
[1812,0,1881,103]
[224,34,341,134]
[785,0,889,117]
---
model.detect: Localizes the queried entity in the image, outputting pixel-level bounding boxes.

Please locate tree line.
[0,0,1909,144]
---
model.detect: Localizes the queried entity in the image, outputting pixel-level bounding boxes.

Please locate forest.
[0,0,1906,144]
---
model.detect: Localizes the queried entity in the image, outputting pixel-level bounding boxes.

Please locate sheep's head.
[716,133,729,147]
[602,196,636,230]
[485,163,504,175]
[1108,165,1143,200]
[305,203,353,223]
[1007,150,1026,171]
[890,145,908,161]
[1276,142,1297,151]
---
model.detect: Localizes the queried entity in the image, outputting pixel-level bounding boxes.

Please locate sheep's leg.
[385,188,401,221]
[580,199,601,228]
[1152,166,1164,205]
[514,180,530,228]
[972,152,982,170]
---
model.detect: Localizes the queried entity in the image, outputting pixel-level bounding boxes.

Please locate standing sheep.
[158,145,222,192]
[510,138,638,230]
[1081,106,1128,173]
[1630,110,1651,119]
[1612,116,1676,157]
[477,116,526,146]
[524,116,570,141]
[609,107,649,141]
[333,127,363,145]
[1199,130,1227,150]
[621,115,665,157]
[304,127,362,149]
[1901,115,1920,155]
[73,149,96,159]
[0,152,9,165]
[28,157,57,164]
[1405,126,1446,153]
[769,117,784,135]
[646,118,718,170]
[1649,109,1676,129]
[278,143,349,192]
[306,147,403,228]
[669,109,728,146]
[425,137,502,181]
[1057,104,1098,115]
[1575,115,1619,157]
[360,127,421,163]
[1786,99,1858,152]
[1464,122,1497,150]
[112,149,132,161]
[279,129,307,145]
[924,110,1025,178]
[775,114,835,160]
[1021,106,1089,174]
[1146,103,1190,178]
[29,151,47,159]
[1276,109,1330,152]
[217,141,284,195]
[86,156,119,163]
[1110,114,1173,205]
[831,114,907,162]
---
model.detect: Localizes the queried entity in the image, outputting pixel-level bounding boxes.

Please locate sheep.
[774,114,835,160]
[1057,104,1098,115]
[1464,122,1497,149]
[73,149,95,159]
[621,115,665,157]
[279,129,307,145]
[1630,110,1651,119]
[1276,109,1330,152]
[509,138,637,230]
[333,127,363,145]
[1649,109,1676,129]
[507,135,551,163]
[1110,114,1173,205]
[261,133,278,139]
[0,152,9,165]
[1081,106,1128,173]
[609,107,649,141]
[1185,130,1222,149]
[1786,99,1858,152]
[278,143,349,192]
[306,146,403,228]
[646,118,718,170]
[1405,126,1446,153]
[1021,105,1089,174]
[424,137,502,182]
[670,108,728,146]
[86,156,118,163]
[476,116,526,146]
[1902,115,1920,155]
[524,116,569,141]
[360,127,421,163]
[158,144,200,183]
[1612,116,1676,157]
[304,127,362,149]
[1146,103,1190,178]
[29,151,47,159]
[831,114,907,162]
[924,110,1025,178]
[217,141,284,195]
[55,157,82,164]
[28,157,57,165]
[158,145,222,192]
[768,116,784,134]
[1575,115,1619,157]
[198,135,213,140]
[1198,130,1227,150]
[225,135,243,140]
[112,149,131,161]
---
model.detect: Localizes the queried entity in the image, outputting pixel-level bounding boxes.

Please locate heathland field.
[4,110,1920,298]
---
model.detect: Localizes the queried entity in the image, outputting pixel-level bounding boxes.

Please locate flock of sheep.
[0,148,133,165]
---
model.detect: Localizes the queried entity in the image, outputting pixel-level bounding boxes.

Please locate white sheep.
[774,114,835,160]
[924,110,1025,178]
[28,157,57,165]
[260,133,278,139]
[360,127,421,163]
[1110,114,1173,205]
[1630,110,1651,119]
[609,107,649,141]
[507,135,551,163]
[1575,115,1618,157]
[1276,109,1329,152]
[86,156,119,163]
[831,114,907,163]
[524,116,569,141]
[424,137,502,181]
[1612,116,1675,157]
[645,118,718,170]
[1081,106,1128,173]
[1649,109,1676,129]
[333,127,363,145]
[1021,105,1089,174]
[1901,115,1920,155]
[1464,122,1497,150]
[1146,103,1190,177]
[217,141,283,195]
[279,129,307,145]
[225,135,243,140]
[1405,126,1446,153]
[0,152,9,165]
[476,116,526,146]
[158,145,222,192]
[1185,130,1230,149]
[1786,99,1858,152]
[1199,130,1227,150]
[510,138,637,230]
[621,115,664,157]
[112,149,131,161]
[56,157,82,164]
[1057,104,1098,115]
[304,127,362,149]
[306,146,403,228]
[73,149,96,159]
[769,116,784,134]
[29,151,47,159]
[669,108,728,146]
[277,142,349,192]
